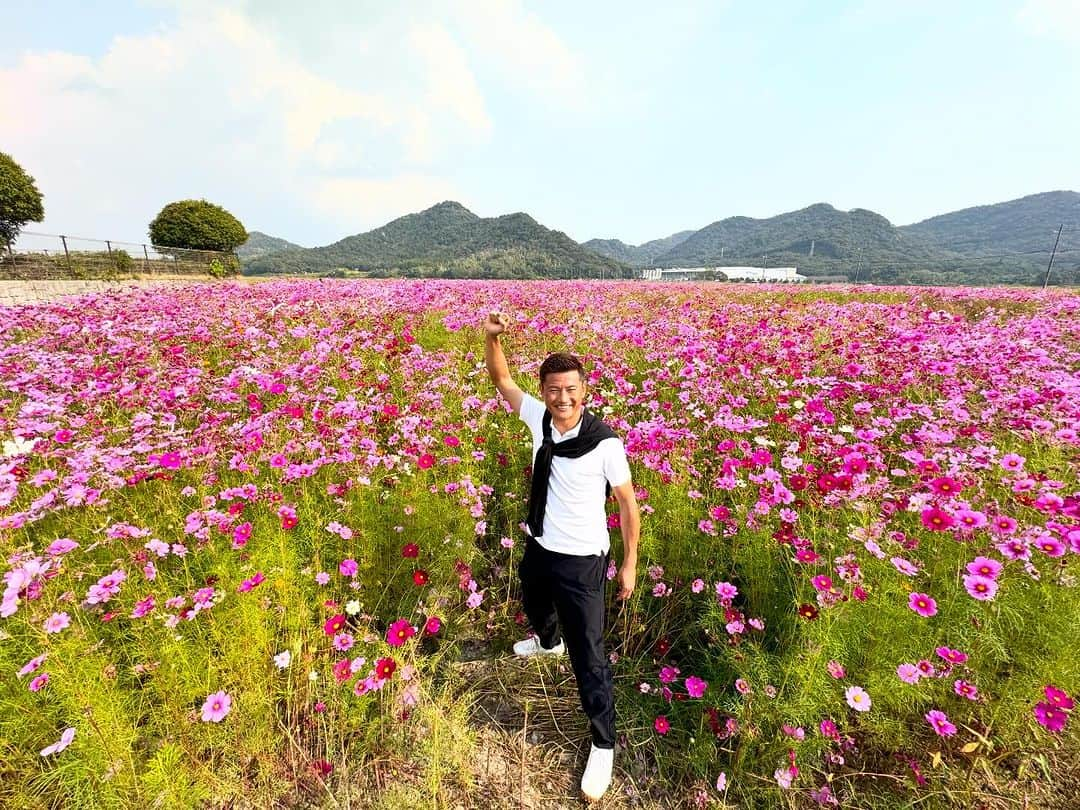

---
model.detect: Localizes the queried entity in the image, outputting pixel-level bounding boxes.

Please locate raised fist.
[484,311,509,336]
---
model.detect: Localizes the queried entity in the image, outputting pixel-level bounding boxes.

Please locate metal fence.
[3,232,235,280]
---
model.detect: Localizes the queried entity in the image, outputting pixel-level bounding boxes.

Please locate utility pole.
[1042,224,1063,289]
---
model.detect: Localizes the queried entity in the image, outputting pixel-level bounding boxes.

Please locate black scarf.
[526,407,617,539]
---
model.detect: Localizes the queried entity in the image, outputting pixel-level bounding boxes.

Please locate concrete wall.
[0,278,209,307]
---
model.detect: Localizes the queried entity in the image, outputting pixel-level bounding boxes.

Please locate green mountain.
[648,203,939,282]
[237,231,304,262]
[605,193,1079,285]
[244,201,630,279]
[583,231,695,267]
[899,190,1080,254]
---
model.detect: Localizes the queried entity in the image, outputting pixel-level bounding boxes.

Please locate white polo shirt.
[519,393,631,556]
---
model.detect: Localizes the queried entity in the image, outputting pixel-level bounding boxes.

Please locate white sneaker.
[512,636,565,658]
[580,744,614,801]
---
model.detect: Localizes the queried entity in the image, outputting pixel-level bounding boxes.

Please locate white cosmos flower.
[2,436,35,457]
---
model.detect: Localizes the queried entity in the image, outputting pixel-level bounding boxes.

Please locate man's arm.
[484,312,524,415]
[611,480,640,601]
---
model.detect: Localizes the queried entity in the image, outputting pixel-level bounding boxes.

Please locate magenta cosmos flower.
[1034,702,1068,733]
[920,507,955,531]
[1044,685,1074,711]
[654,715,671,735]
[908,592,938,617]
[685,676,708,698]
[386,618,415,647]
[935,646,968,664]
[925,709,957,736]
[201,691,232,722]
[963,574,998,601]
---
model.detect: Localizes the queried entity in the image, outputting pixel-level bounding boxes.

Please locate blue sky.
[3,0,1078,248]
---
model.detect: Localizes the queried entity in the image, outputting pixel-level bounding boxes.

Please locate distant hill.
[237,231,304,262]
[595,193,1079,285]
[647,203,939,283]
[583,231,695,267]
[899,190,1080,254]
[244,201,630,279]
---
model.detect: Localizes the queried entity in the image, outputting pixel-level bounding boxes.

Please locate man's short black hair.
[539,352,585,385]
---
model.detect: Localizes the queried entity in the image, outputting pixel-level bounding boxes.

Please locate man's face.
[542,370,587,426]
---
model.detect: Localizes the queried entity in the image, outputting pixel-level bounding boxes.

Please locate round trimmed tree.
[149,199,247,252]
[0,152,45,246]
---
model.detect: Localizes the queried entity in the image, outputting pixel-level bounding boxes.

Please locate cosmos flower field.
[1,279,1078,808]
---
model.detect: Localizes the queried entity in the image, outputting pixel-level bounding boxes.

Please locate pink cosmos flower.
[1000,453,1026,472]
[691,578,705,593]
[46,539,79,556]
[685,676,708,698]
[890,557,919,576]
[333,633,354,652]
[18,653,47,677]
[956,509,988,530]
[201,691,232,722]
[963,574,998,601]
[715,581,738,601]
[735,678,751,695]
[966,556,1002,579]
[314,571,330,586]
[997,539,1029,560]
[1035,537,1066,557]
[897,663,921,684]
[29,673,49,692]
[782,724,806,740]
[44,612,70,634]
[954,680,979,700]
[826,660,846,679]
[845,686,871,712]
[908,592,937,617]
[40,727,76,757]
[925,709,957,736]
[339,558,358,577]
[991,515,1018,534]
[424,616,442,635]
[916,660,936,677]
[811,575,833,592]
[654,715,670,735]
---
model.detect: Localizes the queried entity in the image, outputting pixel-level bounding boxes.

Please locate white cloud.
[0,1,586,244]
[451,0,586,107]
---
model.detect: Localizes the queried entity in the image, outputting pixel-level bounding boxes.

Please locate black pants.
[518,537,615,749]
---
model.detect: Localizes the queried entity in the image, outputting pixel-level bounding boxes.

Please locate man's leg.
[551,551,615,748]
[517,537,562,649]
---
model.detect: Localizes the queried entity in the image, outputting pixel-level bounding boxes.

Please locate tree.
[149,199,247,252]
[0,152,45,246]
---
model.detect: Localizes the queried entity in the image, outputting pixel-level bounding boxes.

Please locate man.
[483,310,640,802]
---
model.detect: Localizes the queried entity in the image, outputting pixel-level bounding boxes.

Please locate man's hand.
[485,311,509,337]
[615,561,636,601]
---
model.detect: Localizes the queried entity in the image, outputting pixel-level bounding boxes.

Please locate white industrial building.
[642,266,807,282]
